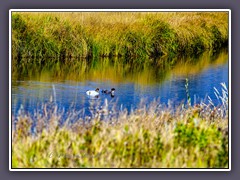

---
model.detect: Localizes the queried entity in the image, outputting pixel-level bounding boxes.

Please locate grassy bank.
[12,84,229,168]
[12,12,228,63]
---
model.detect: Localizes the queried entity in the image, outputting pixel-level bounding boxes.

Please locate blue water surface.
[12,58,229,122]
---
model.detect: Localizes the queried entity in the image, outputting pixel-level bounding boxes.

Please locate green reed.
[12,12,228,64]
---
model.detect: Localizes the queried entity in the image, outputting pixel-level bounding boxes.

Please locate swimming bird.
[102,88,115,97]
[86,88,100,96]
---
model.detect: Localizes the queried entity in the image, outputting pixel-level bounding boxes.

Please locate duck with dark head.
[102,88,115,97]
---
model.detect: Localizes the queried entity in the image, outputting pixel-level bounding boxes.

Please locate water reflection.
[13,50,228,85]
[12,50,229,120]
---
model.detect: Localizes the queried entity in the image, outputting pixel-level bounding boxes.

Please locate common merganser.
[86,88,100,96]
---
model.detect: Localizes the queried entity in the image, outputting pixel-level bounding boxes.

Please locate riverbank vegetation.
[12,12,228,64]
[12,83,229,168]
[11,11,229,169]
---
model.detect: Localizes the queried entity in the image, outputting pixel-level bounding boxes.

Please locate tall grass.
[12,12,228,63]
[12,83,229,168]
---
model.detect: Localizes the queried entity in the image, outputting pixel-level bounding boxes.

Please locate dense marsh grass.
[12,12,228,64]
[12,83,229,168]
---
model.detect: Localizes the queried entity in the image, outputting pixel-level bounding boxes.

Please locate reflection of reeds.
[12,12,228,61]
[12,50,228,87]
[170,49,228,76]
[12,84,229,168]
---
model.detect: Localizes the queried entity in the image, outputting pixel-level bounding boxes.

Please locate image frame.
[9,9,231,171]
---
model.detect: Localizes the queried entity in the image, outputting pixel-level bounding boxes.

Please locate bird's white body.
[111,91,115,96]
[86,90,99,96]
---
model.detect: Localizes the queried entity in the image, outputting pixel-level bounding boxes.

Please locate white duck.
[86,88,100,96]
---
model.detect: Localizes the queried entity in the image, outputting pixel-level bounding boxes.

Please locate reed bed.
[12,83,229,168]
[12,12,228,63]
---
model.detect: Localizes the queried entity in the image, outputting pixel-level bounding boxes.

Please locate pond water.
[12,50,229,122]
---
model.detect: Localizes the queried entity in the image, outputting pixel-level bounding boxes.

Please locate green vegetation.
[12,83,229,168]
[12,12,228,63]
[11,11,229,169]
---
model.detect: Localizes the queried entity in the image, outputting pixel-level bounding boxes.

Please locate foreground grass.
[12,84,229,168]
[12,12,228,62]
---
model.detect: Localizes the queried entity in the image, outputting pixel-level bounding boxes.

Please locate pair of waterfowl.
[86,88,115,97]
